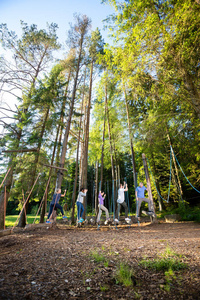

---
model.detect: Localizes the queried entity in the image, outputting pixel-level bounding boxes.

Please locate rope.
[170,145,200,194]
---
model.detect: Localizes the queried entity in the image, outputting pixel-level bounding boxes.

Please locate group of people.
[46,181,155,225]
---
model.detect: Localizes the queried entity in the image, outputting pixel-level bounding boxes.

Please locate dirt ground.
[0,221,200,300]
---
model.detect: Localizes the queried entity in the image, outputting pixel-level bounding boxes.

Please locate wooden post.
[0,167,11,189]
[167,134,184,203]
[95,160,99,215]
[4,186,6,230]
[142,153,157,220]
[22,190,26,224]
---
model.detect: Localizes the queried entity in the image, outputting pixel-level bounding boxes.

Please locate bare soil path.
[0,222,199,299]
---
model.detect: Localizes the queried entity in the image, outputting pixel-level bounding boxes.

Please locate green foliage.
[90,250,107,263]
[115,262,135,287]
[139,245,187,272]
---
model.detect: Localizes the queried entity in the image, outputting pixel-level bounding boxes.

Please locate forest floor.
[0,220,200,300]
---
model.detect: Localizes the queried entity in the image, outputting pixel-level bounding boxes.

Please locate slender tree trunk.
[71,96,84,223]
[56,34,84,190]
[100,100,106,190]
[142,153,157,220]
[105,84,115,203]
[55,71,71,168]
[95,160,99,215]
[150,151,163,211]
[167,133,184,203]
[39,121,61,223]
[18,106,50,227]
[81,60,93,189]
[124,89,137,189]
[0,168,13,229]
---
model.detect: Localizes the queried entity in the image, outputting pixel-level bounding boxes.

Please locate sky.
[0,0,114,46]
[0,0,115,135]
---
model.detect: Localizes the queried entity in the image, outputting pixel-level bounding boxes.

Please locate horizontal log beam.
[40,163,68,172]
[2,148,39,153]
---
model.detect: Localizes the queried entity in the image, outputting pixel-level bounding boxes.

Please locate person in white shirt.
[115,182,131,223]
[76,187,88,223]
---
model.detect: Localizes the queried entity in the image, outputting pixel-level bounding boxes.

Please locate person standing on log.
[97,190,110,225]
[115,182,131,223]
[76,187,88,223]
[136,182,155,219]
[46,188,67,224]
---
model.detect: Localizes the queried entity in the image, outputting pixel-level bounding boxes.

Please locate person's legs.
[121,201,128,218]
[143,198,154,212]
[47,204,54,219]
[55,203,64,216]
[97,205,102,222]
[136,198,143,218]
[80,203,85,218]
[77,202,81,220]
[117,203,121,219]
[100,204,109,220]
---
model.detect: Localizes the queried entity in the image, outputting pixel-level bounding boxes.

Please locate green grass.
[5,214,40,227]
[90,250,107,263]
[115,263,135,287]
[139,245,187,272]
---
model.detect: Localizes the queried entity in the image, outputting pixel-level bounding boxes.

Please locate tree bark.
[100,99,106,190]
[55,33,84,190]
[18,106,50,227]
[71,96,84,223]
[124,89,137,189]
[105,84,115,204]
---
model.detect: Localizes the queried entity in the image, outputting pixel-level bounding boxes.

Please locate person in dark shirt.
[46,188,67,224]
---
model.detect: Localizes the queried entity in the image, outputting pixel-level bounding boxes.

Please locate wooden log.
[0,229,12,237]
[39,163,68,172]
[2,148,39,153]
[25,223,53,230]
[164,214,181,223]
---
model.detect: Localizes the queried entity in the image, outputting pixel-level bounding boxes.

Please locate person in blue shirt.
[135,182,155,219]
[46,188,67,223]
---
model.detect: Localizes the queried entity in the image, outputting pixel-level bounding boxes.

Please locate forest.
[0,0,200,230]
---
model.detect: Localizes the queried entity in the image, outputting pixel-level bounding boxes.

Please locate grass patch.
[100,285,109,292]
[139,245,187,272]
[90,250,107,263]
[115,262,135,287]
[5,214,40,227]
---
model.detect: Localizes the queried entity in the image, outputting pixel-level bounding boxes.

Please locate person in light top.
[97,190,110,225]
[76,187,88,223]
[46,188,67,224]
[135,182,155,218]
[115,182,131,223]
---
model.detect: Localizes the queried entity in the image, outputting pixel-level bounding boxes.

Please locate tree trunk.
[124,89,137,189]
[100,100,106,190]
[55,70,71,169]
[71,97,84,223]
[18,106,50,227]
[95,160,99,215]
[39,121,61,223]
[0,168,13,229]
[150,151,163,211]
[167,133,184,203]
[142,153,157,220]
[56,34,84,190]
[105,84,115,204]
